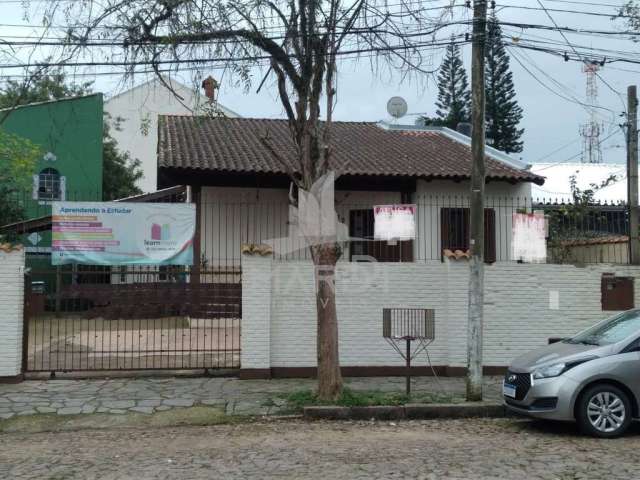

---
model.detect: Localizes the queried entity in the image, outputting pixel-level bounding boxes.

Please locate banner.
[374,204,416,240]
[51,202,195,265]
[512,212,547,263]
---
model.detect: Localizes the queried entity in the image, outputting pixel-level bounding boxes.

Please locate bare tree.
[47,0,449,400]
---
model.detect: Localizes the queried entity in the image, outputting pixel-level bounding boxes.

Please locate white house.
[105,76,238,193]
[157,116,544,268]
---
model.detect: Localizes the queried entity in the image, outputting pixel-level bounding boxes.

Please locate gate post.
[0,245,26,382]
[239,247,273,379]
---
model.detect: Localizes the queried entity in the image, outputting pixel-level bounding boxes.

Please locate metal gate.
[23,265,241,373]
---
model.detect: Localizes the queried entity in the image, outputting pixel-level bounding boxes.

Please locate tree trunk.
[312,242,343,401]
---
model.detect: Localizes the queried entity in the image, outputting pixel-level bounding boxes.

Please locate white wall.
[105,78,237,193]
[200,186,403,266]
[415,180,533,261]
[0,248,25,377]
[241,257,640,372]
[201,182,533,267]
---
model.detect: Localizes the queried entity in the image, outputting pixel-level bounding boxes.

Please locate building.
[531,162,627,204]
[105,76,238,193]
[0,94,104,256]
[157,116,544,268]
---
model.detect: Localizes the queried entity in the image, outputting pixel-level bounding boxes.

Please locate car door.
[617,336,640,406]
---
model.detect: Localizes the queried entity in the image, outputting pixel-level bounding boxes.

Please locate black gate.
[24,265,241,373]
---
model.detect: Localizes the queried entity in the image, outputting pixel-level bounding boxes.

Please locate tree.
[546,174,619,263]
[0,130,40,230]
[0,73,143,200]
[53,0,438,400]
[422,39,470,130]
[0,73,93,110]
[484,13,524,154]
[621,2,640,33]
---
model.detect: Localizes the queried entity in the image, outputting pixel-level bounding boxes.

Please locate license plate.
[503,383,517,398]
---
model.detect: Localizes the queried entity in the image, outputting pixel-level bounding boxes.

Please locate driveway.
[1,418,639,479]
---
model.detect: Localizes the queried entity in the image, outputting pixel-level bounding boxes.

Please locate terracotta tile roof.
[158,116,544,185]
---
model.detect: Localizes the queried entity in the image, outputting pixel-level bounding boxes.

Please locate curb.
[303,402,507,421]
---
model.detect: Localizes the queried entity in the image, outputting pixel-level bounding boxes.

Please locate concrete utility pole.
[628,85,640,265]
[467,0,487,402]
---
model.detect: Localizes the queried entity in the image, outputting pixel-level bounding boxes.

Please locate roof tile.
[158,116,543,184]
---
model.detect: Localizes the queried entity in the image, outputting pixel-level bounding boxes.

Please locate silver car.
[503,309,640,438]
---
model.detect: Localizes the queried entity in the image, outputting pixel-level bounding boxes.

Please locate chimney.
[201,75,219,104]
[456,122,472,137]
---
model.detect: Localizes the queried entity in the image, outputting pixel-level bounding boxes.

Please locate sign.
[512,212,547,263]
[27,232,42,245]
[51,202,195,266]
[374,204,416,240]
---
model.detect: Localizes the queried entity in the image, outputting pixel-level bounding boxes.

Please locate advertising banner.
[51,202,195,265]
[373,204,416,240]
[512,212,547,263]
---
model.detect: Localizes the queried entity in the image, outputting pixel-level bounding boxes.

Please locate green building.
[1,94,104,254]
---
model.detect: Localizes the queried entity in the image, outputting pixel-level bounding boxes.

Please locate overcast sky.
[1,0,637,168]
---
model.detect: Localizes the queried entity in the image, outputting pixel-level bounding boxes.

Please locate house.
[105,76,238,193]
[157,116,544,268]
[0,94,104,257]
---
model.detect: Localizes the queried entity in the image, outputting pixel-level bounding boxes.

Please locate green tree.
[102,117,143,200]
[0,130,40,229]
[0,73,93,110]
[0,73,143,200]
[422,39,470,130]
[485,13,524,153]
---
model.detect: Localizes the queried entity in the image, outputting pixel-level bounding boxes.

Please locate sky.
[0,0,637,168]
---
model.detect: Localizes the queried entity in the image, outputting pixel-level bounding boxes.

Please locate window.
[440,208,496,263]
[37,168,62,200]
[349,209,413,262]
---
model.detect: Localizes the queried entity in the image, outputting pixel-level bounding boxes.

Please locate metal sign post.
[382,308,435,396]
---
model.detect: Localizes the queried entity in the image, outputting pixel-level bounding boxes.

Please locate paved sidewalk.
[0,376,502,419]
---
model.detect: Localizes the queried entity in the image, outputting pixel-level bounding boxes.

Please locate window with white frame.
[36,168,63,200]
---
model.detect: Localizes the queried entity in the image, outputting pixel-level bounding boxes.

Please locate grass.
[283,388,462,411]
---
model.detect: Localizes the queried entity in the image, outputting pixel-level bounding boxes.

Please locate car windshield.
[567,310,640,346]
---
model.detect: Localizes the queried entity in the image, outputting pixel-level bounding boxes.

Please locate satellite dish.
[387,96,408,119]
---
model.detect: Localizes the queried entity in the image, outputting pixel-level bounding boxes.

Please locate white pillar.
[0,247,25,380]
[240,252,272,378]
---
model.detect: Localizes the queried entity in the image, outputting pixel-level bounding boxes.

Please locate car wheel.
[576,384,632,438]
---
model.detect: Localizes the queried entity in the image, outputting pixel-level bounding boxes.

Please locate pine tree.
[484,13,524,153]
[424,39,471,130]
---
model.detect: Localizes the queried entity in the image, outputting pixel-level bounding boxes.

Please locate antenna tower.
[579,62,604,164]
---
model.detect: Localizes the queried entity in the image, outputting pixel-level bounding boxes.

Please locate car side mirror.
[548,337,566,344]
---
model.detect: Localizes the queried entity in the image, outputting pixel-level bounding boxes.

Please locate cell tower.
[579,61,604,164]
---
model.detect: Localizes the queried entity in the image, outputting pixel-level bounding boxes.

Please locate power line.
[534,0,627,111]
[533,129,622,168]
[542,0,628,8]
[496,3,634,19]
[508,46,617,115]
[533,136,582,163]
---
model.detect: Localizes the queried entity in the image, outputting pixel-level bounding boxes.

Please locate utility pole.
[628,85,639,265]
[467,0,487,402]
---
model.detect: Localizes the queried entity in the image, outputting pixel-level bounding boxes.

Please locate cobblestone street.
[1,418,639,479]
